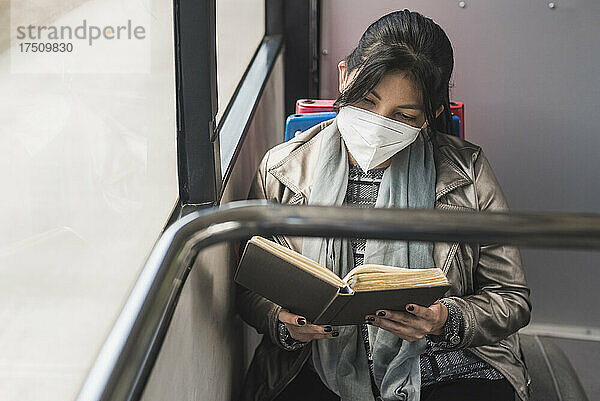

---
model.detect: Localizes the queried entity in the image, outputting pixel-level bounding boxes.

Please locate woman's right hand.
[278,309,339,342]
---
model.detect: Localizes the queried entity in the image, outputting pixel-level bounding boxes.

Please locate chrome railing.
[76,200,600,401]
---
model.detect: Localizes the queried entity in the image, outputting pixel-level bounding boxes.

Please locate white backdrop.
[0,0,177,399]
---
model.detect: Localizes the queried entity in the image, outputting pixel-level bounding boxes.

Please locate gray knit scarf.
[301,118,436,401]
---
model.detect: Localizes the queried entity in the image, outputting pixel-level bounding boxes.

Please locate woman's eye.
[397,113,416,121]
[362,98,376,106]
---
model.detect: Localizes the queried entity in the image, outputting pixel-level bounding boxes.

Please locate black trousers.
[421,378,515,401]
[273,363,515,401]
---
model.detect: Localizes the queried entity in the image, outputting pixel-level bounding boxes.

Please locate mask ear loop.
[421,123,434,144]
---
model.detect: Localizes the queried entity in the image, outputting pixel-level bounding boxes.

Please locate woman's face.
[339,62,441,128]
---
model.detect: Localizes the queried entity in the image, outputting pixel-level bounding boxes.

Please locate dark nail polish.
[297,318,306,325]
[324,326,332,333]
[367,316,376,322]
[377,311,386,317]
[331,331,339,337]
[407,305,415,312]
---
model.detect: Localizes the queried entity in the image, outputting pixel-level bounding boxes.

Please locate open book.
[235,236,450,325]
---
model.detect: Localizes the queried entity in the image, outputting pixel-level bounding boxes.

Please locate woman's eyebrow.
[395,104,422,110]
[370,90,422,110]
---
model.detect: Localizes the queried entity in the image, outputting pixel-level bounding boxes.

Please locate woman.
[236,9,531,401]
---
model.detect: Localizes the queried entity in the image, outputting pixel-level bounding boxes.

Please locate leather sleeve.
[427,298,463,348]
[234,150,285,347]
[448,149,532,348]
[235,283,282,345]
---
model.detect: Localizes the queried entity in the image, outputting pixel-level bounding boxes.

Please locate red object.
[450,101,465,138]
[296,99,336,114]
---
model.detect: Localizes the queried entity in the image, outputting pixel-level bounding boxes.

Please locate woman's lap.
[272,364,515,401]
[272,363,339,401]
[421,378,514,401]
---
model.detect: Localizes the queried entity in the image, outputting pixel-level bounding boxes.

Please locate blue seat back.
[285,113,461,142]
[284,112,337,142]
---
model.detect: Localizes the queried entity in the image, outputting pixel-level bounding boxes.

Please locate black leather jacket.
[237,119,532,401]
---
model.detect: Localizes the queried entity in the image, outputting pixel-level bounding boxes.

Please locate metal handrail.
[76,200,600,401]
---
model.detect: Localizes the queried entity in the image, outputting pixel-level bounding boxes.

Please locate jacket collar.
[269,119,472,202]
[432,143,472,201]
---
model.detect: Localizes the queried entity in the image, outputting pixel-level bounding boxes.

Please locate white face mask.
[336,105,423,173]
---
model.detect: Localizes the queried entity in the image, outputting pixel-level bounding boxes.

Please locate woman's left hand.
[365,301,448,342]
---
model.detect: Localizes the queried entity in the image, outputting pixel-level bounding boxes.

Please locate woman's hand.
[278,309,339,342]
[365,301,448,342]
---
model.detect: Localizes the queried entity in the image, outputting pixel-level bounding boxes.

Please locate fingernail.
[407,305,414,312]
[366,316,376,322]
[365,321,373,326]
[332,331,339,337]
[377,311,386,317]
[324,326,332,332]
[297,318,306,325]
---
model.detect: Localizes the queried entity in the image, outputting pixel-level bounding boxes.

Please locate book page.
[343,264,449,292]
[251,236,346,288]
